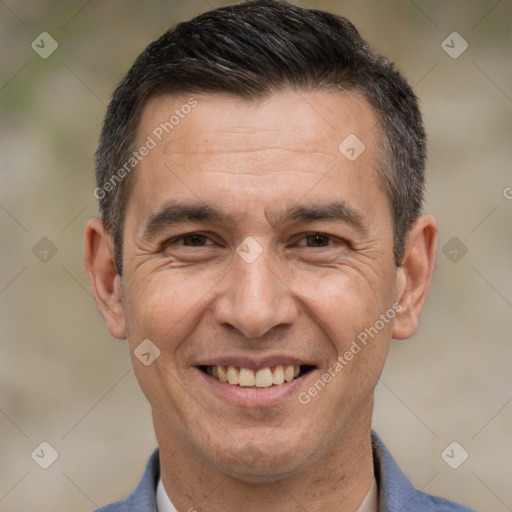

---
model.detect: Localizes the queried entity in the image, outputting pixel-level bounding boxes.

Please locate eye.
[164,233,215,248]
[296,233,339,247]
[178,234,209,246]
[303,234,330,247]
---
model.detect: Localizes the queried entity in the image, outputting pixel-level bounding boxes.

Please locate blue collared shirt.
[93,430,477,512]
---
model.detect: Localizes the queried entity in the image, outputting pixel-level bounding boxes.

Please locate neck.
[155,405,375,512]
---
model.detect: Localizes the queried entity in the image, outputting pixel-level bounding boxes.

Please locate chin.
[206,432,318,483]
[217,456,308,484]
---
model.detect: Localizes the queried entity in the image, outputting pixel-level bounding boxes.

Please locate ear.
[84,217,127,340]
[392,215,437,340]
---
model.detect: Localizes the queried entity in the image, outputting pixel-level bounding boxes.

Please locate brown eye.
[295,234,334,247]
[305,234,330,247]
[163,233,214,250]
[180,234,208,246]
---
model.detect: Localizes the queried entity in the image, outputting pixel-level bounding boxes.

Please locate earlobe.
[84,217,127,340]
[392,215,437,340]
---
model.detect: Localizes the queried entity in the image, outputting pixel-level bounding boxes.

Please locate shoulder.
[371,431,478,512]
[92,448,160,512]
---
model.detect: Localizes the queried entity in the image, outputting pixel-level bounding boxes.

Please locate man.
[84,1,476,510]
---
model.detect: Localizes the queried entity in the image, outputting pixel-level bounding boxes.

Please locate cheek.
[290,265,396,400]
[122,269,218,356]
[290,266,394,344]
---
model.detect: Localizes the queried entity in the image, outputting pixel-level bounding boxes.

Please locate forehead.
[137,89,380,157]
[128,89,388,228]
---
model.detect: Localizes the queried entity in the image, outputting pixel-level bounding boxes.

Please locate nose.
[211,248,299,339]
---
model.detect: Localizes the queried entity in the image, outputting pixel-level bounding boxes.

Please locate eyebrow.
[141,200,368,240]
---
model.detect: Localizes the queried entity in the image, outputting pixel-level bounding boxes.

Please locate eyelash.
[165,232,345,249]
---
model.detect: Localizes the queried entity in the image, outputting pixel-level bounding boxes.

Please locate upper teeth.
[206,365,301,387]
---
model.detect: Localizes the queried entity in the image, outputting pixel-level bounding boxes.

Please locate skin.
[84,89,437,512]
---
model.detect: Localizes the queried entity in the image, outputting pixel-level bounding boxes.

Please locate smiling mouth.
[198,365,315,388]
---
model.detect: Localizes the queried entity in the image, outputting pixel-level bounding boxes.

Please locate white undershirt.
[157,475,378,512]
[156,479,178,512]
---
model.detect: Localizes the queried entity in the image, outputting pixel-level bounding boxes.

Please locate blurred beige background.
[1,1,511,510]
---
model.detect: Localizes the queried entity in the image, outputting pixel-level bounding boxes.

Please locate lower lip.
[197,368,315,408]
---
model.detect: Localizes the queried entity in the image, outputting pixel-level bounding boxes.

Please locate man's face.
[119,89,401,479]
